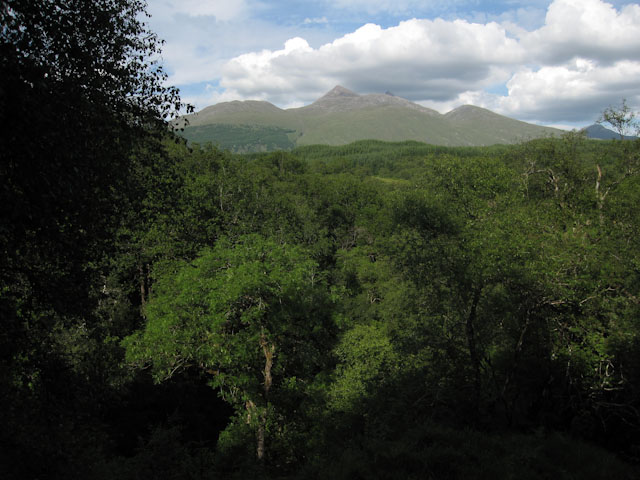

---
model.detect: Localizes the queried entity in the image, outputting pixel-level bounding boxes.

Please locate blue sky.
[145,0,640,128]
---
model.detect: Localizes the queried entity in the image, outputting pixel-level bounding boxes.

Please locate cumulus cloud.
[523,0,640,64]
[425,59,640,123]
[497,60,640,122]
[145,0,343,91]
[220,18,523,107]
[212,0,640,123]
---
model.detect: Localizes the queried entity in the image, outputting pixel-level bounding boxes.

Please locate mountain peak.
[322,85,359,99]
[303,85,440,116]
[444,104,502,121]
[298,85,362,113]
[176,86,563,150]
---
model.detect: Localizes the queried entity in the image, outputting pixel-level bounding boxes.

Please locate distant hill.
[175,86,562,152]
[582,123,638,140]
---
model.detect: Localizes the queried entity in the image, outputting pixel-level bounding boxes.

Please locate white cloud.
[180,85,248,111]
[496,59,640,122]
[147,0,640,123]
[219,18,524,107]
[209,0,640,123]
[416,90,501,115]
[145,0,341,89]
[523,0,640,64]
[419,59,640,123]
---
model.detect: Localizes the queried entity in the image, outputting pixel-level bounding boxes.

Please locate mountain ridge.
[289,85,442,116]
[175,86,563,151]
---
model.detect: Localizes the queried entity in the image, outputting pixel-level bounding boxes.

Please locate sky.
[145,0,640,129]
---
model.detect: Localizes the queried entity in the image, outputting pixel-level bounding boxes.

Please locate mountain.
[444,105,561,145]
[582,123,638,140]
[174,86,563,152]
[293,85,441,116]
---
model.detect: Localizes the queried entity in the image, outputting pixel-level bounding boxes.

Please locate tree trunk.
[595,164,608,226]
[256,415,266,462]
[138,263,147,308]
[256,330,275,462]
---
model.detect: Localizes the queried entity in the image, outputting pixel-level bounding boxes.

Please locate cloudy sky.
[145,0,640,128]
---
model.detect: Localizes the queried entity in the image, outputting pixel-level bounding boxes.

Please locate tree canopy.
[0,1,190,477]
[2,2,640,478]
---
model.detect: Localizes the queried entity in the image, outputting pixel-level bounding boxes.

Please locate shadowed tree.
[0,1,189,476]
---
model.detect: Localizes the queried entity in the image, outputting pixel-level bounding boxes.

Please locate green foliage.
[329,322,401,412]
[599,99,639,139]
[0,1,189,477]
[124,234,335,466]
[4,35,640,478]
[181,124,297,152]
[126,235,327,380]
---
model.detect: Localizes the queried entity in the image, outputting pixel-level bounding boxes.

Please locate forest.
[2,1,640,479]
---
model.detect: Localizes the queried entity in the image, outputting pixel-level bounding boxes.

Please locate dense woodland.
[2,1,640,479]
[179,124,297,153]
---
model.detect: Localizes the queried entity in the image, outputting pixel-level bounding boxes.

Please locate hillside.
[582,123,639,140]
[175,86,562,151]
[443,105,560,144]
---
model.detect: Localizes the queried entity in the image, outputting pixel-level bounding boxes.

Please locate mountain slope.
[180,100,300,130]
[175,86,563,151]
[445,105,559,145]
[582,123,638,140]
[294,104,458,146]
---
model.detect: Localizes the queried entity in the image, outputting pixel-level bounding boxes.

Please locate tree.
[0,0,189,276]
[598,99,639,140]
[1,0,189,280]
[0,1,189,476]
[124,235,333,463]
